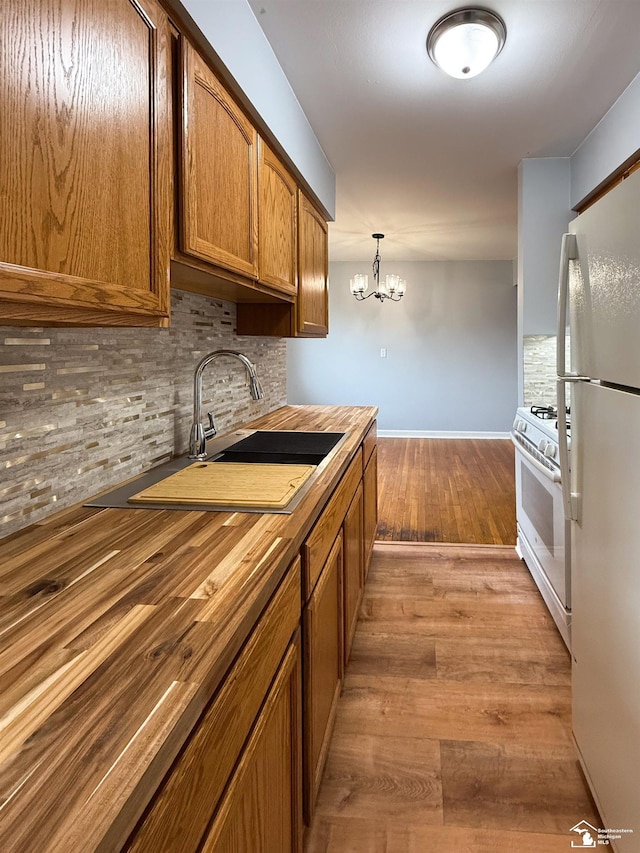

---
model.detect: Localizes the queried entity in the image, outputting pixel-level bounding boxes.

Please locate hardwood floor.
[306,544,599,852]
[377,439,516,545]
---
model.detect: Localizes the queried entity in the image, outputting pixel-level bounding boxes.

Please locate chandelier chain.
[372,236,381,285]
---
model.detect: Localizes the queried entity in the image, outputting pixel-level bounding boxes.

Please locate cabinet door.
[258,139,297,296]
[200,639,303,853]
[343,483,364,667]
[180,41,258,279]
[297,192,328,337]
[126,560,300,853]
[303,532,343,824]
[0,0,171,327]
[363,446,378,577]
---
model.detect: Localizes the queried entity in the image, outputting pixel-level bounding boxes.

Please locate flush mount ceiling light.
[427,7,506,79]
[350,234,406,303]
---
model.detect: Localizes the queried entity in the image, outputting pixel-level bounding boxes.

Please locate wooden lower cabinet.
[303,532,343,824]
[125,435,376,849]
[302,450,362,598]
[343,483,364,667]
[200,638,303,853]
[363,445,378,577]
[126,560,301,853]
[362,420,377,469]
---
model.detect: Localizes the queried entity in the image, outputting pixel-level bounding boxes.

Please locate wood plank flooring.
[306,543,599,852]
[377,439,516,545]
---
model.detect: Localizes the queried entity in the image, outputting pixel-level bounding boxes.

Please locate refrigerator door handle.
[556,232,577,378]
[557,232,586,523]
[558,376,582,522]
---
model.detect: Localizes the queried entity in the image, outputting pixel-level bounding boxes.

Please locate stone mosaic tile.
[523,335,565,408]
[0,289,286,538]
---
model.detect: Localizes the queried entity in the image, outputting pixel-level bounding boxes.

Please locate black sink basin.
[209,430,345,465]
[211,450,326,465]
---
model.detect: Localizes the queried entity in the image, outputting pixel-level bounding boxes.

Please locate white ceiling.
[247,0,640,262]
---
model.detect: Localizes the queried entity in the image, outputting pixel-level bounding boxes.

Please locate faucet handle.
[204,412,217,439]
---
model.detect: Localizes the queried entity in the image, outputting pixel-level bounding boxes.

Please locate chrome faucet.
[188,350,264,459]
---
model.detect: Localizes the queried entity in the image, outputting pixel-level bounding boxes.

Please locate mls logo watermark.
[570,821,597,848]
[569,819,635,847]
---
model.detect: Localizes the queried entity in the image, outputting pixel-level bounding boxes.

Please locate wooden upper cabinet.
[235,166,330,337]
[0,0,171,327]
[297,191,329,336]
[258,139,298,296]
[180,41,258,280]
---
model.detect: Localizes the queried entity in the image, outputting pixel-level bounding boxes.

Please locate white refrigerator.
[557,167,640,851]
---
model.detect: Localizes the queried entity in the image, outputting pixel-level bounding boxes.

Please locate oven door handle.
[511,434,562,483]
[557,377,583,522]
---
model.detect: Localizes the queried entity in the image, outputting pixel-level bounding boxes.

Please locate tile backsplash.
[0,290,286,538]
[523,335,558,407]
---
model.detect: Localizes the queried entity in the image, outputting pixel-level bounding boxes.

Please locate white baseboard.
[377,430,511,439]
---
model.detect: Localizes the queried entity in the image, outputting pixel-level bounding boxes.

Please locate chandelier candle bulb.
[386,274,400,294]
[350,274,368,294]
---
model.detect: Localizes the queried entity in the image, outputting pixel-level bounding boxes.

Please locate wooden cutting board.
[128,462,316,509]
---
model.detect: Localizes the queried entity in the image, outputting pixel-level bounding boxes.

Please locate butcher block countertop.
[0,405,377,853]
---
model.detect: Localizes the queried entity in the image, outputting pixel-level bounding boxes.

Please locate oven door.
[513,439,570,609]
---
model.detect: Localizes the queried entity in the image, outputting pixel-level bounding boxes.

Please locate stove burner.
[530,405,557,419]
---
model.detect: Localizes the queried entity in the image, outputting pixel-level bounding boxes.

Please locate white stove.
[512,405,570,476]
[511,405,571,649]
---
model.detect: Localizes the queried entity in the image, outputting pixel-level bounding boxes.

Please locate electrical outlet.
[380,348,387,358]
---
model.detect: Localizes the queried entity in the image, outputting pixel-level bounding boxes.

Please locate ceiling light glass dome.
[427,8,507,79]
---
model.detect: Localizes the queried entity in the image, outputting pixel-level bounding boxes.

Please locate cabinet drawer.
[362,420,377,468]
[127,558,301,853]
[303,450,362,599]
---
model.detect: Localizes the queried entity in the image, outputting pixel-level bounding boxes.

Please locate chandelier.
[350,234,406,303]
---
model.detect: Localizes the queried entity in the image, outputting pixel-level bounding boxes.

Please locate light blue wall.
[179,0,335,218]
[517,159,572,337]
[287,261,517,434]
[571,70,640,207]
